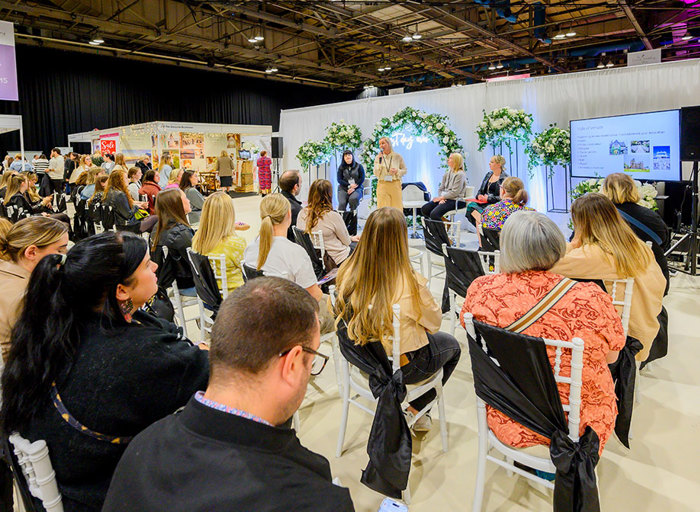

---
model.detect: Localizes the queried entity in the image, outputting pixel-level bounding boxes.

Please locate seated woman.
[165,169,183,189]
[465,155,508,225]
[127,166,143,202]
[420,152,468,221]
[461,210,625,453]
[191,192,247,294]
[21,171,54,213]
[79,167,105,201]
[150,188,196,297]
[179,170,205,224]
[478,176,533,229]
[0,216,69,362]
[68,154,91,187]
[243,193,334,334]
[0,231,209,511]
[602,173,670,295]
[5,174,57,221]
[0,170,17,199]
[335,207,460,431]
[551,193,665,362]
[297,179,359,267]
[337,150,365,212]
[103,169,158,233]
[139,170,161,215]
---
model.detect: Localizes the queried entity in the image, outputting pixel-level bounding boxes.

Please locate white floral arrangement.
[241,142,260,155]
[570,178,658,210]
[296,140,332,169]
[323,120,362,151]
[476,107,533,152]
[526,125,571,177]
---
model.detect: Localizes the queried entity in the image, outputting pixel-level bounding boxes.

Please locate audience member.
[420,152,468,221]
[257,150,272,196]
[0,171,16,198]
[215,150,234,192]
[47,148,66,195]
[79,167,105,201]
[101,153,115,174]
[297,179,358,267]
[135,154,152,174]
[103,277,354,512]
[551,193,665,361]
[112,153,128,173]
[461,210,625,454]
[139,169,161,214]
[103,169,157,233]
[4,175,53,217]
[243,194,333,333]
[2,156,12,173]
[9,154,30,173]
[33,154,49,177]
[69,155,91,186]
[335,207,461,431]
[278,170,302,241]
[179,169,205,223]
[192,192,246,293]
[0,217,69,362]
[337,150,365,212]
[150,188,196,296]
[465,155,508,225]
[477,176,533,230]
[158,154,173,188]
[603,173,670,293]
[88,175,108,206]
[165,169,183,189]
[0,231,209,511]
[127,166,142,201]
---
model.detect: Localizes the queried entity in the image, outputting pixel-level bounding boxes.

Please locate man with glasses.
[103,277,353,512]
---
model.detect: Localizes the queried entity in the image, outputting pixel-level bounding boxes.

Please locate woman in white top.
[127,166,143,201]
[243,193,334,333]
[297,179,359,266]
[69,155,91,184]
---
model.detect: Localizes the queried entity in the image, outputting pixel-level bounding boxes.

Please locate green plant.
[476,107,533,152]
[526,125,571,177]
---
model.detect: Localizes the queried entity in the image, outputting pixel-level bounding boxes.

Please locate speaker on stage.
[271,137,283,158]
[680,106,700,161]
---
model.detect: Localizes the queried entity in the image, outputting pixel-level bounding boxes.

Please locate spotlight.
[566,31,576,37]
[496,61,503,69]
[402,34,413,43]
[412,32,422,40]
[488,62,496,70]
[384,65,391,70]
[378,67,385,72]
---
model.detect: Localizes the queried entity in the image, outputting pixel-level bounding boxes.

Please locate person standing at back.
[215,150,235,193]
[101,153,115,174]
[257,150,272,196]
[47,148,65,195]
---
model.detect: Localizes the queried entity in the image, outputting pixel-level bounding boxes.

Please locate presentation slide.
[571,110,680,181]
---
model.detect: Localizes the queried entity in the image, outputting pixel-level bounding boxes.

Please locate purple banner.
[0,21,18,102]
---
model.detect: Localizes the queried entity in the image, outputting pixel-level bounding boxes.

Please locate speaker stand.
[272,158,281,194]
[665,160,698,276]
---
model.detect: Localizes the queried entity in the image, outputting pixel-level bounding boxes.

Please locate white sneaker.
[405,411,432,432]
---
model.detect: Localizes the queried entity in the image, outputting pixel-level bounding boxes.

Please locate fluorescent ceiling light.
[554,33,566,39]
[566,31,576,37]
[682,34,692,40]
[412,32,422,40]
[402,35,413,43]
[597,62,605,69]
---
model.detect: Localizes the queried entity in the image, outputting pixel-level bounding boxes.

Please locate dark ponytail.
[1,232,147,433]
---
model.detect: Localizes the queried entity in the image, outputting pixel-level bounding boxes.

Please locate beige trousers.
[377,179,403,210]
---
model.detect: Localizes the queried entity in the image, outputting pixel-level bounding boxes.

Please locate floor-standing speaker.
[271,137,283,159]
[680,106,700,161]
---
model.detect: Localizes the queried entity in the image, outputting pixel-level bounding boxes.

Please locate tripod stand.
[665,161,698,276]
[272,157,281,194]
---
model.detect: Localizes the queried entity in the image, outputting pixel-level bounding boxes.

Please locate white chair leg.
[472,402,488,512]
[437,385,449,453]
[506,457,514,477]
[293,411,300,431]
[336,362,351,458]
[426,253,432,284]
[449,291,457,337]
[172,291,188,338]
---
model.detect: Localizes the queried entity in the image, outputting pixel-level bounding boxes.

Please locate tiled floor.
[196,194,700,512]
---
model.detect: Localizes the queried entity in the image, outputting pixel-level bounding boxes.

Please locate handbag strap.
[505,278,577,333]
[51,382,133,445]
[616,208,663,246]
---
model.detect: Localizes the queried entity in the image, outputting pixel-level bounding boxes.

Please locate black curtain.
[0,45,355,156]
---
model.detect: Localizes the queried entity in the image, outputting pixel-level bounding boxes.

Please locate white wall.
[280,59,700,210]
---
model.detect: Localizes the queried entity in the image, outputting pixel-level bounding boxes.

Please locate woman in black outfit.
[0,232,209,512]
[4,174,70,226]
[103,169,158,233]
[336,150,365,212]
[465,155,508,225]
[150,188,196,296]
[603,173,670,294]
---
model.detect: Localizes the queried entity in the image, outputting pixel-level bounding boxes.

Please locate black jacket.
[21,310,209,512]
[7,192,42,221]
[282,189,303,241]
[104,190,139,227]
[477,171,508,204]
[135,161,152,174]
[103,396,354,512]
[616,201,670,294]
[150,222,195,289]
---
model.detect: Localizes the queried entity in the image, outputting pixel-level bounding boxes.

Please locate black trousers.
[402,331,461,411]
[420,199,458,220]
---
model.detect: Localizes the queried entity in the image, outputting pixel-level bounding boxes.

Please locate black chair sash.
[607,336,643,448]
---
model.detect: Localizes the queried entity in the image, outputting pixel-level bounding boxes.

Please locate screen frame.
[569,108,682,181]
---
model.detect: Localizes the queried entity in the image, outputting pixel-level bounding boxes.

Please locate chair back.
[101,204,116,231]
[444,244,486,298]
[8,433,64,512]
[152,244,176,289]
[242,263,264,282]
[401,184,425,202]
[463,313,585,441]
[310,230,326,260]
[605,277,634,336]
[292,226,324,278]
[477,250,500,274]
[480,226,500,251]
[185,248,222,311]
[423,218,459,256]
[335,209,358,236]
[207,253,229,299]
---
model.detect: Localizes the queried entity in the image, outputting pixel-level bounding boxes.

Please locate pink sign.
[486,73,531,83]
[0,21,18,101]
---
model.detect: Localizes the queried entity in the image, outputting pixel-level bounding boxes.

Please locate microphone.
[379,156,383,164]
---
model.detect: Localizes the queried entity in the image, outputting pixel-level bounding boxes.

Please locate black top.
[103,396,355,512]
[104,190,139,226]
[150,222,195,289]
[282,189,302,241]
[616,201,670,294]
[476,171,508,204]
[135,161,152,174]
[21,310,209,511]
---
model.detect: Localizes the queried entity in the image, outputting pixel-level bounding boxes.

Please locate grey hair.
[499,210,566,273]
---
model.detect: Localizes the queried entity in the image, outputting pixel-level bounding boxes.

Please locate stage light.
[378,67,385,72]
[412,32,422,40]
[566,31,576,37]
[496,61,503,69]
[402,35,413,43]
[488,62,496,70]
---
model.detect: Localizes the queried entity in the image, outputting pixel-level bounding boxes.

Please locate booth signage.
[0,21,18,101]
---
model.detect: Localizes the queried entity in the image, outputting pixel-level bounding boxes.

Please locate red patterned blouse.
[461,270,625,453]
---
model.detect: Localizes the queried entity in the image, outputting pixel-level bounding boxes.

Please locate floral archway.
[296,121,363,169]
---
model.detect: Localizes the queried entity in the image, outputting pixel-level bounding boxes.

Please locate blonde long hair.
[305,179,333,233]
[571,193,652,277]
[4,175,26,202]
[0,216,68,263]
[449,153,464,172]
[114,153,127,169]
[602,173,640,204]
[256,193,290,270]
[334,207,422,346]
[192,192,237,255]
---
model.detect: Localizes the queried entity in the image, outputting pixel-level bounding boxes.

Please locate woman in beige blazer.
[373,137,406,210]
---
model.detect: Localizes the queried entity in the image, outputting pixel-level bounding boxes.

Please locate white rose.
[443,136,449,143]
[420,112,428,119]
[436,122,444,129]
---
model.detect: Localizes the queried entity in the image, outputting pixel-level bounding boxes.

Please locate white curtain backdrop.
[280,58,700,212]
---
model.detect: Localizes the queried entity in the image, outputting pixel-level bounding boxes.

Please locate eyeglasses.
[279,345,330,376]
